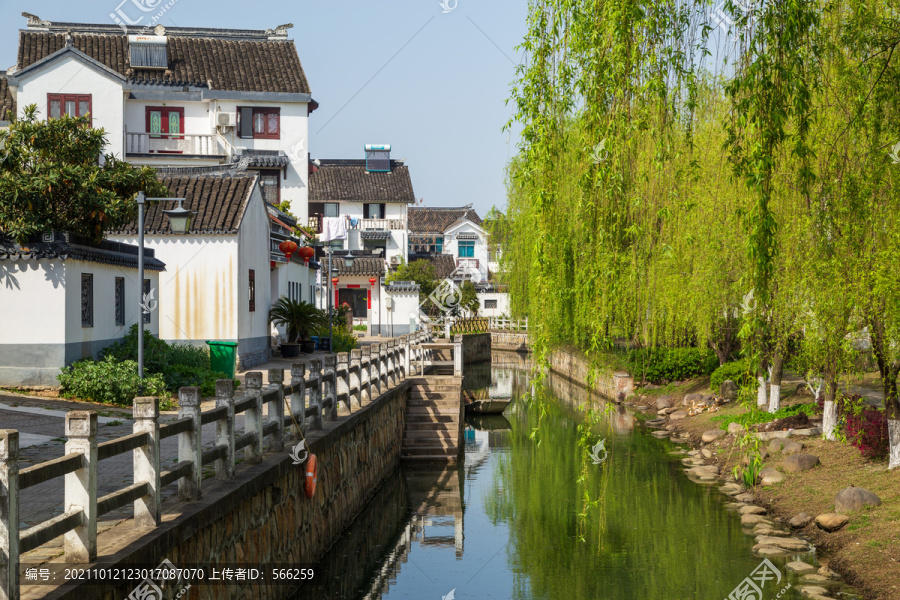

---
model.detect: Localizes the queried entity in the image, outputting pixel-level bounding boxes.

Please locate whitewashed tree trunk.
[822,401,838,441]
[768,384,781,414]
[757,375,768,409]
[889,420,900,470]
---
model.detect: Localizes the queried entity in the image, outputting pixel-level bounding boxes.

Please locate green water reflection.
[297,364,836,600]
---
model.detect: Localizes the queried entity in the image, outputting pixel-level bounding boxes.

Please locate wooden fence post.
[323,355,338,420]
[64,411,97,562]
[244,374,264,464]
[177,387,203,499]
[267,369,285,452]
[0,430,19,600]
[308,359,324,430]
[215,380,235,480]
[290,362,307,437]
[132,397,160,527]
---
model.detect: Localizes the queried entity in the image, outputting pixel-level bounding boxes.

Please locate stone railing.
[0,331,440,600]
[488,317,529,331]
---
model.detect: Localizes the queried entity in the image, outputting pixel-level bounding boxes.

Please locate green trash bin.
[206,341,239,379]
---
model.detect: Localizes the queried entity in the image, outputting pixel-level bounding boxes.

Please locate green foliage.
[330,330,359,354]
[352,324,368,331]
[269,298,327,342]
[731,433,764,487]
[710,360,755,392]
[625,348,718,384]
[387,259,438,300]
[712,403,817,429]
[58,356,167,406]
[458,281,480,316]
[0,105,167,244]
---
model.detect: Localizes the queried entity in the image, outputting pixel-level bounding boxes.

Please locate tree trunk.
[757,373,768,410]
[768,351,783,414]
[889,419,900,470]
[884,369,900,470]
[822,370,838,441]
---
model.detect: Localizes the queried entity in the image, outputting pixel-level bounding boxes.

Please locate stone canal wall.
[42,383,410,600]
[490,331,529,352]
[454,333,491,364]
[547,347,633,402]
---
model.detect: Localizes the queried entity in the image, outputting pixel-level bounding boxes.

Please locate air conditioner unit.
[217,112,236,127]
[389,255,402,266]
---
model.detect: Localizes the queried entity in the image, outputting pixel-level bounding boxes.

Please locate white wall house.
[307,147,415,268]
[407,206,491,283]
[0,234,163,387]
[4,15,315,220]
[108,168,313,369]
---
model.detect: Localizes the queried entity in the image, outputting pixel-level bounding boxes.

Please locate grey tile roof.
[16,29,310,94]
[408,207,482,233]
[309,159,415,203]
[240,150,290,168]
[359,230,391,240]
[0,232,165,270]
[333,256,385,277]
[109,170,259,235]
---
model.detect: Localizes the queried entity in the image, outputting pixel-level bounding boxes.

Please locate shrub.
[331,329,358,354]
[845,409,889,459]
[712,403,817,428]
[626,347,718,384]
[710,359,755,391]
[100,324,209,373]
[58,356,167,406]
[353,324,368,331]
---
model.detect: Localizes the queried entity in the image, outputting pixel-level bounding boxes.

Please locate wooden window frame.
[249,269,256,312]
[48,94,92,120]
[115,277,125,326]
[258,169,281,204]
[81,274,94,328]
[237,107,280,139]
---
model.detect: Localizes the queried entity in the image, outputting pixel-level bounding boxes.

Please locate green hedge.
[58,356,167,406]
[626,347,718,384]
[331,329,359,354]
[710,359,755,391]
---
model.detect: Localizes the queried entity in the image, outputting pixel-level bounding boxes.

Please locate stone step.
[410,383,462,391]
[401,444,458,456]
[409,391,461,400]
[404,435,456,445]
[404,421,456,430]
[407,399,462,408]
[406,413,458,422]
[406,406,460,416]
[400,454,456,461]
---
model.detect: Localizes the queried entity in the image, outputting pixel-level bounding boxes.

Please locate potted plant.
[269,298,327,356]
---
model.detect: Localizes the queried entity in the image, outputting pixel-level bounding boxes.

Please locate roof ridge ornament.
[22,12,50,29]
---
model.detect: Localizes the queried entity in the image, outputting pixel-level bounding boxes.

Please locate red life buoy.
[304,454,318,498]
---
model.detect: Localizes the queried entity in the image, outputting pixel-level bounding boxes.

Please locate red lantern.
[278,240,298,261]
[369,277,377,286]
[331,277,339,285]
[298,245,315,266]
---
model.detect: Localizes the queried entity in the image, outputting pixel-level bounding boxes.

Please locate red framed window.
[237,107,280,139]
[48,94,91,119]
[145,106,184,138]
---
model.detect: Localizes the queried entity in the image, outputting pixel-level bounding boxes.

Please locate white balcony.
[125,132,225,157]
[351,218,406,231]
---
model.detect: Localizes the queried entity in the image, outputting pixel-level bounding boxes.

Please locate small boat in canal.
[465,399,512,415]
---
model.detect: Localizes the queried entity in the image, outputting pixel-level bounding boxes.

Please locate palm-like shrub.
[269,298,327,343]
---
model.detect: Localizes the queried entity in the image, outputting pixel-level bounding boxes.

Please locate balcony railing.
[307,214,406,235]
[456,258,480,272]
[125,132,224,156]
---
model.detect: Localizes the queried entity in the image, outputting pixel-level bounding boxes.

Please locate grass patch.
[711,403,818,428]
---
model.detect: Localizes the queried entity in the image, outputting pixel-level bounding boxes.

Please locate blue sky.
[0,0,527,217]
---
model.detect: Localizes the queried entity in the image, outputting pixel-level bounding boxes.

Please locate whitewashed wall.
[376,288,420,336]
[13,55,125,158]
[236,185,273,364]
[0,258,160,386]
[444,221,489,282]
[477,292,510,318]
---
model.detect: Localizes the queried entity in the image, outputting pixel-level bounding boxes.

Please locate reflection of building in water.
[405,464,465,558]
[490,367,514,398]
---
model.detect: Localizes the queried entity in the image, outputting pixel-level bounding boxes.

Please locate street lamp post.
[136,191,193,379]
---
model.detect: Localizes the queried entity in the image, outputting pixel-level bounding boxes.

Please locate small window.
[364,203,385,219]
[129,39,168,68]
[143,279,152,324]
[458,241,475,258]
[115,277,125,326]
[328,239,344,251]
[238,107,280,139]
[249,270,256,312]
[484,299,498,309]
[258,170,280,204]
[48,94,91,119]
[81,274,93,328]
[324,203,339,218]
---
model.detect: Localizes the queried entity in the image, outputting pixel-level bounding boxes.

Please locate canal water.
[291,362,842,600]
